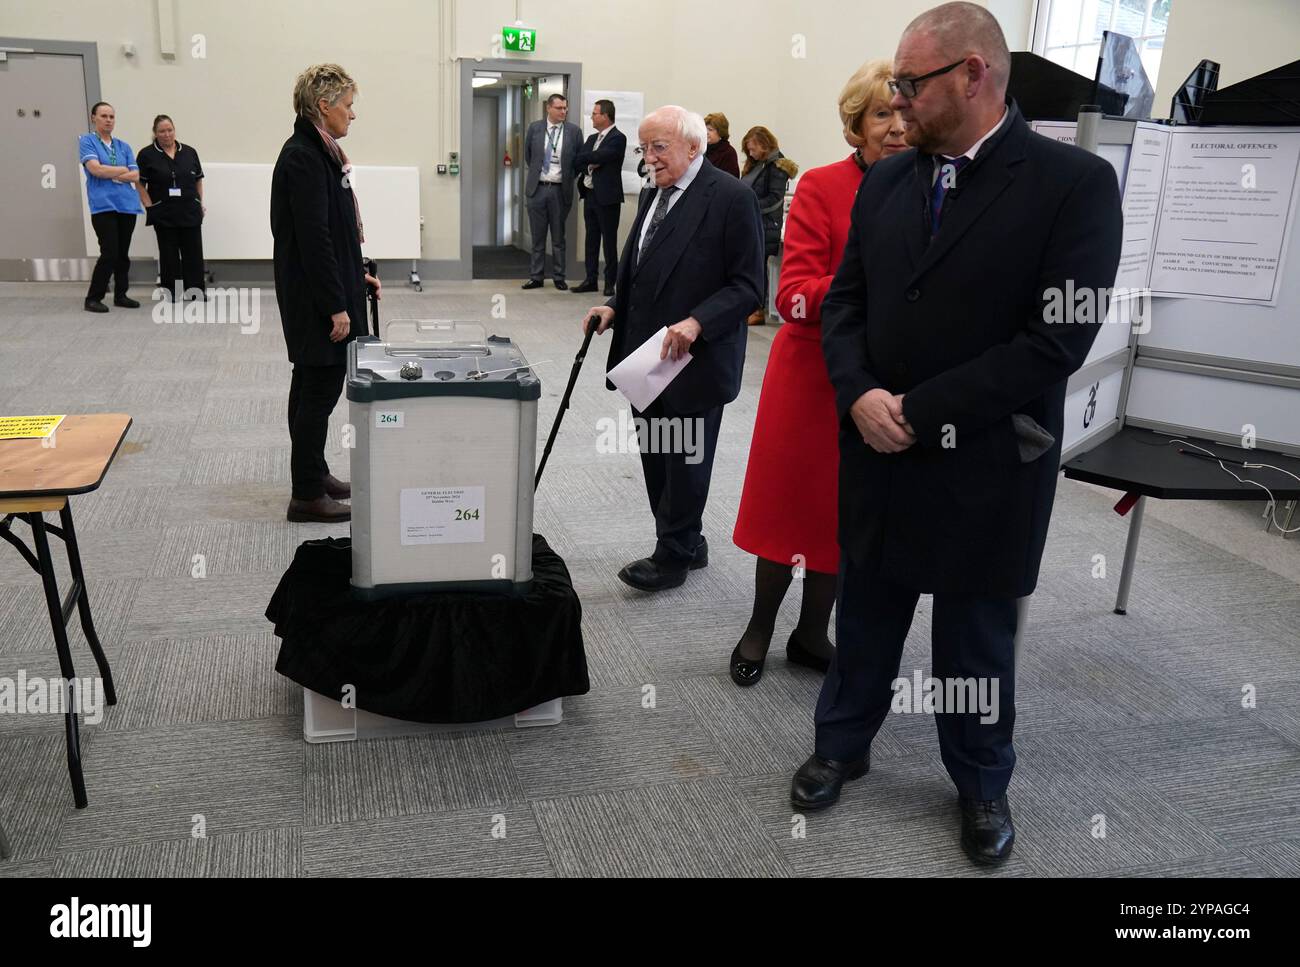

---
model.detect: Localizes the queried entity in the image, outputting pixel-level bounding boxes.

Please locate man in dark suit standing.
[523,94,583,290]
[572,98,627,297]
[792,1,1122,866]
[584,105,764,591]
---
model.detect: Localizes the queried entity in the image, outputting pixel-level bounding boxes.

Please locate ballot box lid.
[347,324,540,402]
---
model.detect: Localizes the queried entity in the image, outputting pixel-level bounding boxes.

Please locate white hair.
[645,105,708,150]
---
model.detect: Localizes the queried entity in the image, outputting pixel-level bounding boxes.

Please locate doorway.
[461,59,583,280]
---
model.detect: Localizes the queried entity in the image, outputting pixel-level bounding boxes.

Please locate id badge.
[169,187,182,197]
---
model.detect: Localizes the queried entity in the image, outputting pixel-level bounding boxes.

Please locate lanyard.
[547,125,561,153]
[99,136,116,165]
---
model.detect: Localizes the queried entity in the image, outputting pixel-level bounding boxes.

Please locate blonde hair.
[293,63,357,122]
[838,59,894,148]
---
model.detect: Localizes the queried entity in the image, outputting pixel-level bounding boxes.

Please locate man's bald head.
[902,1,1010,94]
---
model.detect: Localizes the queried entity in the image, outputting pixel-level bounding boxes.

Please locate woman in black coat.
[270,63,380,523]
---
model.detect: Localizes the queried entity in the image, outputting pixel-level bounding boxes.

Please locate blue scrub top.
[79,132,144,215]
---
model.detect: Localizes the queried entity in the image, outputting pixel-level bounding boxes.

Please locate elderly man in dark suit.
[572,98,627,296]
[792,1,1123,866]
[584,105,764,592]
[523,94,584,290]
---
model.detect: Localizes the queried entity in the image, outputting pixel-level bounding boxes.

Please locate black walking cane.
[535,314,600,491]
[364,258,380,337]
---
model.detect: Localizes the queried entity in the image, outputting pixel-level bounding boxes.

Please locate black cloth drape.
[268,534,590,723]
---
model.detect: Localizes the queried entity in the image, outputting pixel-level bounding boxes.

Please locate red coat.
[733,153,862,574]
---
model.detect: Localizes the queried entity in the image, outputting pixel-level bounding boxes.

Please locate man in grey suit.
[523,94,583,290]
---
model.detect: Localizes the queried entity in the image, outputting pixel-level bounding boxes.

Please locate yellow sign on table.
[0,415,66,440]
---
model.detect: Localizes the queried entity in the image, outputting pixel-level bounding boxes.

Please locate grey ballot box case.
[347,321,541,600]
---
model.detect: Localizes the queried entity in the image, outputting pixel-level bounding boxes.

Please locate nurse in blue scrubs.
[78,101,143,313]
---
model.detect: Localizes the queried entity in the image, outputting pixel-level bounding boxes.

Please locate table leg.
[1283,500,1297,540]
[0,817,12,859]
[28,512,89,809]
[58,503,117,705]
[1114,496,1146,616]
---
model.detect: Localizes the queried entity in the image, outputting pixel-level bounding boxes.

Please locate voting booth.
[347,321,541,599]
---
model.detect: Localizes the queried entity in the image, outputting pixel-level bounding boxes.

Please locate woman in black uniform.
[135,115,206,300]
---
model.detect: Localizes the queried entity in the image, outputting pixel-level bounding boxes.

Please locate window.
[1033,0,1172,86]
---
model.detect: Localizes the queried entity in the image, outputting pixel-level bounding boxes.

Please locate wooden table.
[0,414,131,810]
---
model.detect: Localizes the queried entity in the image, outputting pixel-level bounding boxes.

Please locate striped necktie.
[636,186,677,265]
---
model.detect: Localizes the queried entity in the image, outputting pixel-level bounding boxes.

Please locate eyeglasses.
[634,141,673,157]
[887,59,966,99]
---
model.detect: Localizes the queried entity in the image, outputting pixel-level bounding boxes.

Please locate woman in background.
[79,102,143,313]
[729,60,908,687]
[740,125,798,325]
[703,112,740,178]
[136,115,207,301]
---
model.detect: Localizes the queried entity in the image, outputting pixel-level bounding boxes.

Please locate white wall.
[1155,0,1300,115]
[0,0,1039,266]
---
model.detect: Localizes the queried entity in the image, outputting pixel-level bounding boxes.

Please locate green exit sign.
[502,27,536,52]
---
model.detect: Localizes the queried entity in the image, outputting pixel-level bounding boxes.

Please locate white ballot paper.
[607,326,693,411]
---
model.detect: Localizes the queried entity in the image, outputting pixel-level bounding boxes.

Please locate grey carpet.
[0,280,1298,878]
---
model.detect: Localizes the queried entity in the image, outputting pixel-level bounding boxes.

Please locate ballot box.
[347,321,540,599]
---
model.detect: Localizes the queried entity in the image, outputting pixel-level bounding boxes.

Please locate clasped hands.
[851,387,915,453]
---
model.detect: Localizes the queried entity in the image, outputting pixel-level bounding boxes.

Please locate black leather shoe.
[959,796,1016,865]
[287,495,352,523]
[617,556,691,592]
[553,280,568,290]
[113,295,141,308]
[521,279,543,290]
[690,537,709,569]
[786,632,832,673]
[84,300,109,313]
[572,281,598,293]
[323,473,351,500]
[729,642,766,687]
[604,285,616,297]
[791,754,869,811]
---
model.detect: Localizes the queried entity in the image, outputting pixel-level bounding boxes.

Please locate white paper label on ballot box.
[375,411,404,428]
[400,487,485,545]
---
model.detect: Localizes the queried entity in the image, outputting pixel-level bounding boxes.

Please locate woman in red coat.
[730,60,909,686]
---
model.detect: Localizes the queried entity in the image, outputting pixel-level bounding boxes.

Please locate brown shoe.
[323,474,351,500]
[287,495,351,523]
[747,309,766,326]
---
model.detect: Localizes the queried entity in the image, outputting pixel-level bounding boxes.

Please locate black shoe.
[690,536,709,569]
[791,754,869,811]
[786,632,832,673]
[553,280,568,290]
[113,295,141,308]
[572,281,598,293]
[617,556,689,592]
[521,279,544,290]
[729,642,766,687]
[286,495,351,523]
[604,285,616,297]
[84,300,109,313]
[959,795,1016,866]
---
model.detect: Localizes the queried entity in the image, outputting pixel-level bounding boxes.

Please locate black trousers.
[582,198,620,288]
[814,557,1018,800]
[632,399,723,566]
[87,211,137,302]
[527,182,568,282]
[154,224,206,299]
[288,364,346,500]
